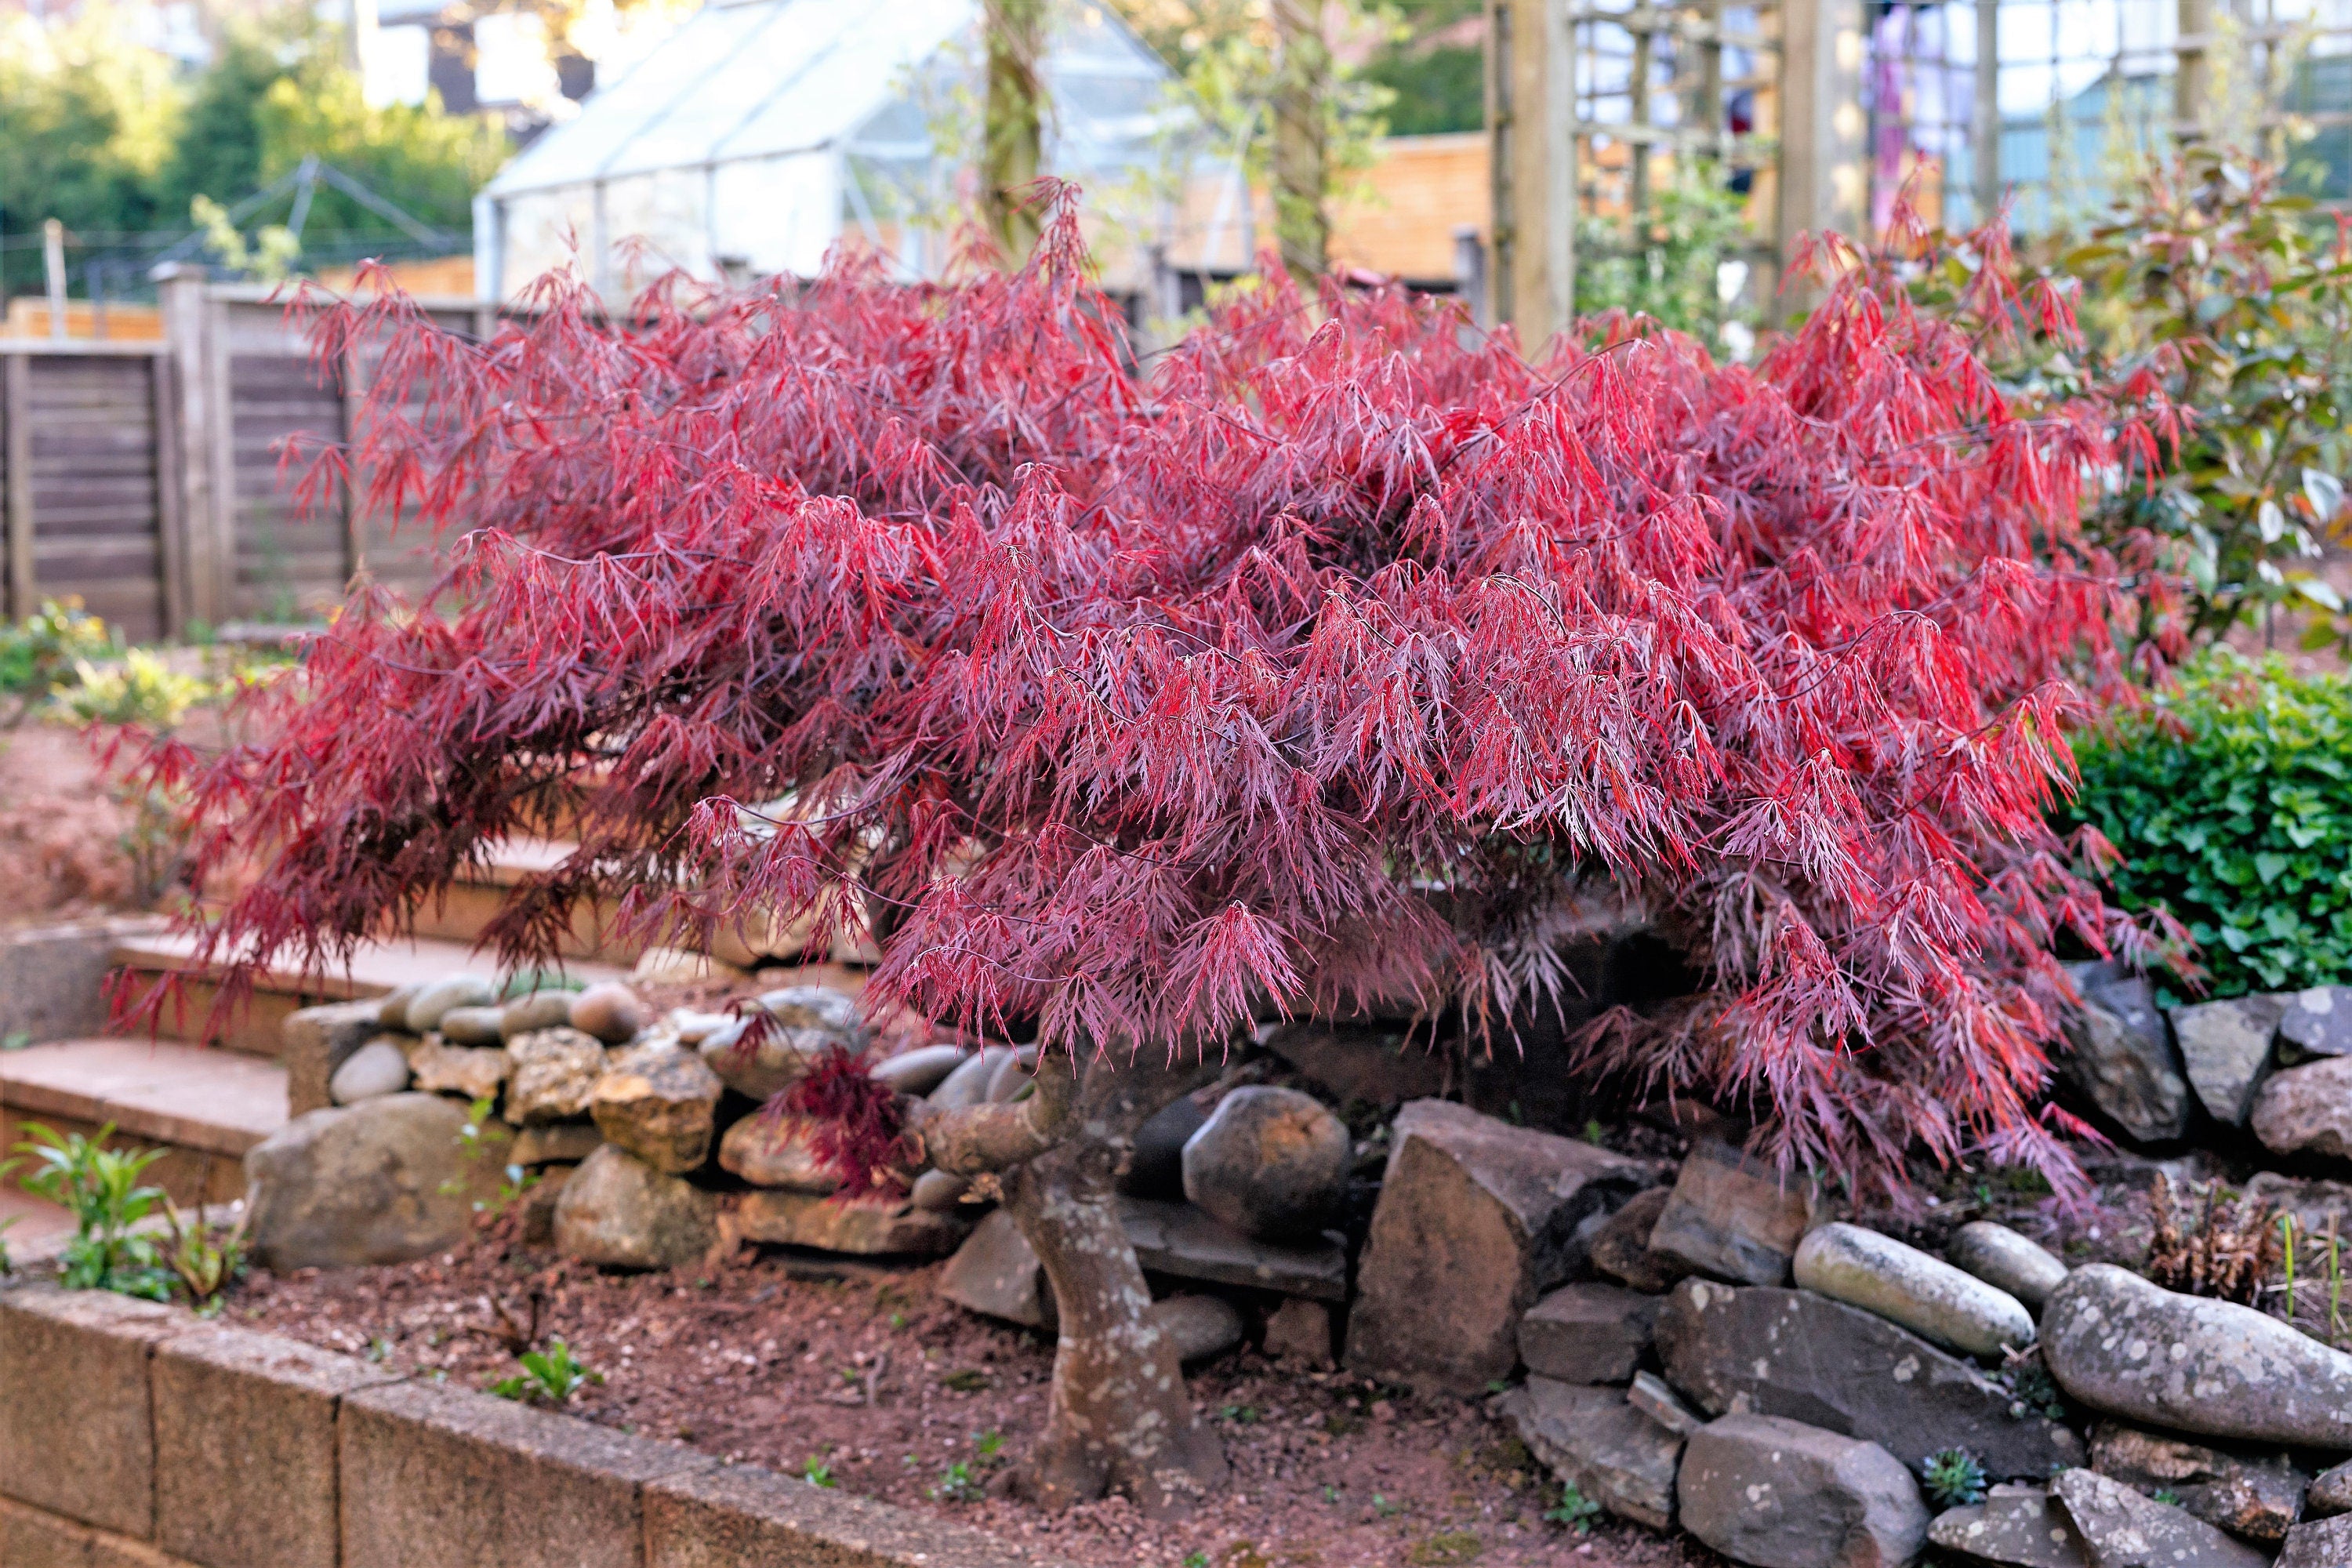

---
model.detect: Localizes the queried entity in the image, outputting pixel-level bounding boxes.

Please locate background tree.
[982,0,1049,263]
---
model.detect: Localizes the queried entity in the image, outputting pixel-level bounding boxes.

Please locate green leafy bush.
[13,1122,172,1299]
[2062,655,2352,997]
[0,599,114,724]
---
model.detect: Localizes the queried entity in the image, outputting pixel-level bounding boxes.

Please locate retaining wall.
[0,1279,1048,1568]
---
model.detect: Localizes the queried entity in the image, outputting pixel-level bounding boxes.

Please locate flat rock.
[1501,1377,1682,1530]
[717,1112,840,1192]
[1647,1139,1817,1287]
[2063,977,2193,1145]
[376,984,420,1029]
[590,1043,722,1173]
[1346,1099,1648,1392]
[2280,1514,2352,1568]
[1947,1221,2070,1314]
[499,991,576,1040]
[1121,1094,1206,1200]
[1120,1195,1348,1301]
[553,1145,718,1270]
[1654,1279,2084,1479]
[283,999,394,1117]
[731,1190,967,1255]
[2089,1421,2304,1545]
[1519,1282,1661,1385]
[2170,995,2282,1127]
[1589,1186,1691,1294]
[404,1035,512,1101]
[909,1168,972,1211]
[403,974,495,1034]
[1152,1294,1244,1364]
[2309,1457,2352,1519]
[1628,1369,1701,1437]
[758,985,866,1039]
[1262,1021,1448,1108]
[869,1044,968,1096]
[328,1038,412,1104]
[2252,1056,2352,1161]
[1794,1221,2035,1357]
[695,1018,815,1104]
[2280,986,2352,1062]
[2052,1468,2268,1568]
[503,1026,608,1124]
[568,982,651,1045]
[926,1047,1012,1112]
[1679,1413,1929,1568]
[1264,1298,1332,1366]
[245,1093,501,1269]
[1181,1085,1349,1242]
[2042,1264,2352,1449]
[938,1210,1055,1327]
[1927,1486,2089,1567]
[436,1005,507,1047]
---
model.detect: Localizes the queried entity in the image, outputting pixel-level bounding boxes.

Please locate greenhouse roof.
[485,0,1181,198]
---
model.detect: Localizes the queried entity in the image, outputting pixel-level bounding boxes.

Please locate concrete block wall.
[0,1281,1047,1568]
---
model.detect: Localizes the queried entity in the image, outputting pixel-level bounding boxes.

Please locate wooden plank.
[208,293,238,626]
[4,353,31,618]
[153,354,187,636]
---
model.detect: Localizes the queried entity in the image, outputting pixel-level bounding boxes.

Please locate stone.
[512,1123,604,1165]
[436,1005,507,1047]
[2089,1421,2304,1545]
[568,982,651,1045]
[1926,1486,2089,1568]
[2310,1458,2352,1519]
[1152,1295,1245,1364]
[2252,1056,2352,1161]
[909,1168,973,1211]
[1678,1413,1929,1568]
[2063,977,2194,1145]
[983,1047,1037,1102]
[1793,1221,2036,1358]
[2052,1468,2268,1568]
[2280,985,2352,1062]
[1264,1298,1333,1366]
[1627,1369,1700,1437]
[554,1145,720,1271]
[927,1046,1012,1111]
[695,1020,817,1104]
[731,1190,967,1255]
[245,1093,503,1269]
[664,1009,735,1046]
[1502,1378,1683,1530]
[758,985,866,1040]
[1647,1138,1818,1287]
[643,1460,1024,1568]
[504,1027,608,1124]
[404,1034,513,1101]
[152,1324,397,1568]
[1654,1279,2085,1479]
[869,1044,968,1096]
[631,946,747,985]
[403,974,497,1034]
[2170,994,2283,1127]
[329,1038,412,1104]
[0,1283,181,1537]
[1121,1093,1206,1200]
[938,1210,1055,1328]
[1181,1085,1350,1242]
[2042,1264,2352,1449]
[2281,1515,2352,1568]
[716,1113,839,1192]
[376,983,420,1028]
[1120,1195,1349,1300]
[1519,1282,1661,1384]
[1589,1185,1692,1294]
[589,1044,721,1174]
[1346,1098,1649,1393]
[518,1165,575,1246]
[500,990,577,1040]
[1263,1020,1450,1108]
[282,999,394,1116]
[1947,1221,2070,1314]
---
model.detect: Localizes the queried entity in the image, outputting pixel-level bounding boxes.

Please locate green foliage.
[802,1457,837,1488]
[13,1122,172,1300]
[61,649,212,729]
[0,600,115,724]
[1573,159,1759,356]
[489,1338,601,1403]
[1543,1481,1602,1533]
[929,1460,982,1502]
[2060,654,2352,998]
[1356,0,1483,136]
[160,1196,247,1309]
[1920,1447,1989,1509]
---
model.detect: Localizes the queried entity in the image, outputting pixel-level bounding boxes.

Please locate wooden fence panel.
[0,348,170,641]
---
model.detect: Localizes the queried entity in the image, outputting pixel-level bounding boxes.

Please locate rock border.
[0,1276,1062,1568]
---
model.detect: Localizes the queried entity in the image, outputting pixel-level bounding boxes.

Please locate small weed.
[13,1123,172,1299]
[1544,1482,1602,1534]
[941,1369,990,1392]
[974,1429,1006,1464]
[1921,1447,1989,1509]
[490,1339,602,1404]
[2152,1488,2184,1507]
[2,1030,31,1051]
[1323,1410,1365,1437]
[160,1195,246,1308]
[802,1457,837,1488]
[931,1461,981,1503]
[1582,1120,1608,1146]
[1185,1555,1210,1568]
[1998,1348,2068,1421]
[1323,1484,1341,1504]
[1371,1492,1402,1518]
[365,1337,393,1363]
[1220,1404,1261,1425]
[1407,1532,1482,1566]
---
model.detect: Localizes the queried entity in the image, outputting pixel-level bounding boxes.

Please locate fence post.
[3,351,30,619]
[1484,0,1577,352]
[2176,0,2210,138]
[1777,0,1868,303]
[152,263,219,630]
[1974,0,2002,223]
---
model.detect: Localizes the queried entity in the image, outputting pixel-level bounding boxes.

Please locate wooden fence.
[1,265,496,641]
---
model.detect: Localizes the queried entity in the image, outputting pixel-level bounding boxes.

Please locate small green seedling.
[802,1457,837,1488]
[490,1339,602,1404]
[931,1461,981,1502]
[1921,1447,1989,1509]
[1544,1481,1602,1534]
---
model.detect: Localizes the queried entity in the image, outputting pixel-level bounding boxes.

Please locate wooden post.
[150,351,188,637]
[3,352,31,619]
[152,263,218,630]
[1272,0,1332,278]
[1777,0,1867,299]
[1486,0,1577,352]
[2176,0,2210,138]
[1974,0,2002,223]
[340,339,367,583]
[982,0,1047,267]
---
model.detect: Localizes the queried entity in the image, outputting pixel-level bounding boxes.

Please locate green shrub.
[2062,655,2352,998]
[0,598,114,724]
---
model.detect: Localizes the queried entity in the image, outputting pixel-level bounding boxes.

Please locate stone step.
[112,931,627,1057]
[0,1188,78,1263]
[0,1037,289,1207]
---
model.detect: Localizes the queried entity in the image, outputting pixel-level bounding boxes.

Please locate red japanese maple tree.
[143,196,2169,1508]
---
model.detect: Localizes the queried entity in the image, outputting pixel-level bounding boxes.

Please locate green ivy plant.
[2059,652,2352,998]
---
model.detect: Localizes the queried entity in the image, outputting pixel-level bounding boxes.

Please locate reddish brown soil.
[227,1219,1725,1568]
[0,724,143,931]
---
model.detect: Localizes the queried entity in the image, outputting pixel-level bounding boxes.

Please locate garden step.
[111,931,627,1057]
[0,1188,79,1263]
[0,1037,287,1207]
